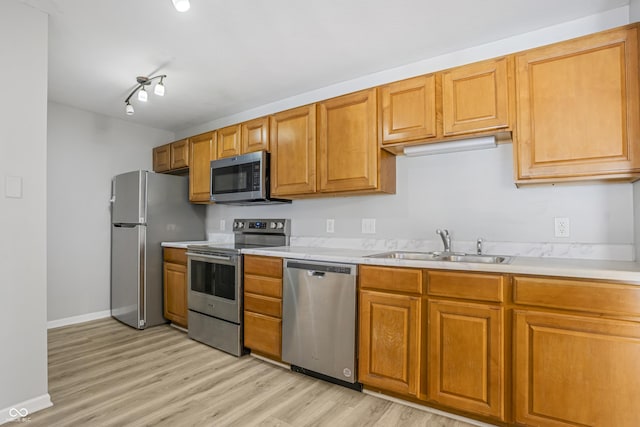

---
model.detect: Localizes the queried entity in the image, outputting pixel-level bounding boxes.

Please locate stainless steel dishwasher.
[282,259,361,390]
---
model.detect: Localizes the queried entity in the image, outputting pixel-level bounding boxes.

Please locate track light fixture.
[124,75,166,116]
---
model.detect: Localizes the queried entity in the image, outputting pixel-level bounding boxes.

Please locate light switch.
[5,176,22,199]
[362,218,376,234]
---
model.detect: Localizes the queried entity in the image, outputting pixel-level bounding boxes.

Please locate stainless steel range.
[186,218,290,356]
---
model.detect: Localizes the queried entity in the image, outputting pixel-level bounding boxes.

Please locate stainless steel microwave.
[209,151,290,205]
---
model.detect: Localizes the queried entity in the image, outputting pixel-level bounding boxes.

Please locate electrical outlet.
[554,217,570,237]
[220,219,226,231]
[362,218,376,234]
[326,219,335,233]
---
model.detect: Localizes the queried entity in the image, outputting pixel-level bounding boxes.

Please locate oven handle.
[186,252,235,262]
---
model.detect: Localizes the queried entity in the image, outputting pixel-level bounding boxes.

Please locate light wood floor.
[29,318,479,427]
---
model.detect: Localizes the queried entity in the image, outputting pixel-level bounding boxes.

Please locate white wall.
[0,0,50,419]
[47,103,174,323]
[631,0,640,21]
[207,145,634,255]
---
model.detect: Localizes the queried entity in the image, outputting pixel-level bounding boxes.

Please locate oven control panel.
[233,218,290,234]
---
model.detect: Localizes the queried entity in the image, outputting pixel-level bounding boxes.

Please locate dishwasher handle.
[285,260,356,276]
[307,270,325,278]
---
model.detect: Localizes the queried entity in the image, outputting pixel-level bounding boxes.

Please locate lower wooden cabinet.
[243,255,283,360]
[428,300,504,419]
[163,248,188,327]
[358,289,422,396]
[514,310,640,427]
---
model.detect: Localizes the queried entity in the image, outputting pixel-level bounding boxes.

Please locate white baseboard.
[0,393,52,425]
[47,310,111,329]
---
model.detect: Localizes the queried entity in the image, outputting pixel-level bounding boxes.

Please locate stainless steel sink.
[366,251,441,261]
[367,251,512,264]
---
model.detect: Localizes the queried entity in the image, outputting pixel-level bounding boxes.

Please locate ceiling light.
[154,77,165,96]
[123,74,167,116]
[137,86,148,102]
[172,0,190,12]
[403,136,497,157]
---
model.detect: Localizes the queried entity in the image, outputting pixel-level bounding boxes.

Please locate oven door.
[187,252,242,324]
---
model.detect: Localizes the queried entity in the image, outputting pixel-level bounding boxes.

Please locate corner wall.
[47,102,175,324]
[0,0,50,419]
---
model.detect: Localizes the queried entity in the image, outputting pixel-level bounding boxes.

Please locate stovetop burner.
[187,218,290,255]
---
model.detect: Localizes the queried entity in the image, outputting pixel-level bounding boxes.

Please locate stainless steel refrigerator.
[110,170,205,329]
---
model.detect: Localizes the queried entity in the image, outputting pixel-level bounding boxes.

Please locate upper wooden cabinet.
[217,124,242,159]
[153,139,189,173]
[318,89,395,194]
[442,56,513,136]
[241,116,270,154]
[514,24,640,183]
[153,144,171,172]
[379,74,437,145]
[270,105,317,196]
[189,131,216,203]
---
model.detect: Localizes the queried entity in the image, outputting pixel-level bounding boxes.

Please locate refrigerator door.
[112,170,146,225]
[111,224,146,329]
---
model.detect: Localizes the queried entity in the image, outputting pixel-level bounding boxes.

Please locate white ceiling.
[30,0,630,133]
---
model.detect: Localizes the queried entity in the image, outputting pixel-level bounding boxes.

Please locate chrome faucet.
[436,229,451,253]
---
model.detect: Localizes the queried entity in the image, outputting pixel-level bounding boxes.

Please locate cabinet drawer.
[513,276,640,317]
[428,271,504,302]
[244,275,282,298]
[245,293,282,318]
[163,247,187,265]
[244,311,282,358]
[360,265,423,294]
[244,255,283,278]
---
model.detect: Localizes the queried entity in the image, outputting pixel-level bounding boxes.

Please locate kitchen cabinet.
[514,24,640,183]
[243,255,284,360]
[513,275,640,427]
[163,248,188,327]
[241,116,270,154]
[217,124,242,159]
[270,105,317,196]
[153,139,189,173]
[379,74,437,145]
[426,271,505,420]
[358,265,423,397]
[188,131,216,203]
[153,144,171,172]
[441,56,513,136]
[318,88,395,194]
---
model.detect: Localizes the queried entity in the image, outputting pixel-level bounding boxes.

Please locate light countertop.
[242,246,640,282]
[161,241,209,249]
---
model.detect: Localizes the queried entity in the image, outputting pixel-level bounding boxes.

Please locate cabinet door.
[428,300,504,419]
[359,290,421,396]
[170,139,189,169]
[514,310,640,427]
[515,25,640,182]
[163,262,187,327]
[153,144,171,172]
[380,74,437,144]
[217,124,242,159]
[244,311,282,359]
[442,56,512,136]
[189,132,216,203]
[318,88,378,193]
[241,116,270,154]
[270,105,317,196]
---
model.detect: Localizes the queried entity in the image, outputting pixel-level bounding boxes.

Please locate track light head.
[172,0,190,12]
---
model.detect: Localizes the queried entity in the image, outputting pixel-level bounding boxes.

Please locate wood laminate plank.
[29,318,475,427]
